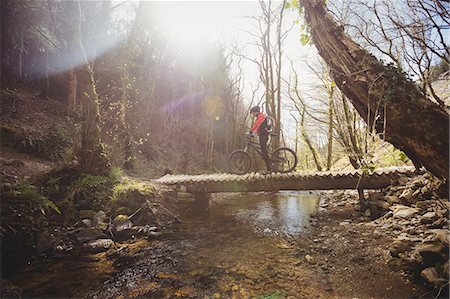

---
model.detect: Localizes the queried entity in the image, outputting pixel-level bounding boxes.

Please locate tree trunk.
[326,84,334,170]
[301,0,449,179]
[301,109,322,171]
[70,0,110,175]
[67,67,77,113]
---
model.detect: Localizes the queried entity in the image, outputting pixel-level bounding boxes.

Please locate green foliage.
[112,178,156,201]
[110,166,125,180]
[72,173,118,210]
[256,291,285,299]
[361,164,376,175]
[380,148,410,165]
[287,0,302,14]
[300,33,311,46]
[3,182,61,216]
[63,147,75,163]
[37,166,125,215]
[398,151,408,163]
[0,123,73,162]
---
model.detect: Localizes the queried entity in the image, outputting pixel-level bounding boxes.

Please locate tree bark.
[70,0,110,175]
[326,83,334,170]
[301,0,449,179]
[301,109,322,171]
[67,67,77,113]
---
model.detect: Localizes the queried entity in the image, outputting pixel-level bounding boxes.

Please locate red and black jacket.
[250,112,269,136]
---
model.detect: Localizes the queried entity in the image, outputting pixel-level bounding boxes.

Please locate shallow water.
[182,191,319,235]
[12,191,321,298]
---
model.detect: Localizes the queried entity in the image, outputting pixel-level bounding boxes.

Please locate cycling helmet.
[250,106,260,113]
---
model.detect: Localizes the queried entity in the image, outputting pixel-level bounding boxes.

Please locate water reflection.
[183,191,320,236]
[276,191,320,235]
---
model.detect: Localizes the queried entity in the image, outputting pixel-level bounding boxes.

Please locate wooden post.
[193,193,211,212]
[358,188,368,213]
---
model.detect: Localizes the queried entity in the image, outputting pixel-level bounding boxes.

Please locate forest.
[1,0,449,298]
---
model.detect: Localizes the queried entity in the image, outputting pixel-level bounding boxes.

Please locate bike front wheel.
[227,150,252,174]
[271,147,297,173]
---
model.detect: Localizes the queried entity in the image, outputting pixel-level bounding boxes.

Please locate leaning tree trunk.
[300,0,449,179]
[70,0,110,175]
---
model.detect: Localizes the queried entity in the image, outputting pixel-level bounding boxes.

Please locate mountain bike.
[227,135,298,174]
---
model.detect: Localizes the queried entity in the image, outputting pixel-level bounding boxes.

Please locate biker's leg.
[259,133,272,172]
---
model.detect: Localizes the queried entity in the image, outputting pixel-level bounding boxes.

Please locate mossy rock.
[114,192,152,211]
[113,214,130,224]
[113,206,132,217]
[112,181,157,212]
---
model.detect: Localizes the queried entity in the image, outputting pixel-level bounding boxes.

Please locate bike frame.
[243,139,262,154]
[243,138,277,161]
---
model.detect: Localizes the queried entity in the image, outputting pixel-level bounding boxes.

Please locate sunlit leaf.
[300,33,310,46]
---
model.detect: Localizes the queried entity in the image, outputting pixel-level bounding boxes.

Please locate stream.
[12,191,322,298]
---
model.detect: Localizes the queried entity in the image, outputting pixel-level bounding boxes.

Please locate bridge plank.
[153,167,417,193]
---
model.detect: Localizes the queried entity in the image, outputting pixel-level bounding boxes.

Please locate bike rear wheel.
[271,147,297,173]
[227,150,252,174]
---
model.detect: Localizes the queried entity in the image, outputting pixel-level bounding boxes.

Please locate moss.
[112,179,156,200]
[71,173,117,211]
[36,166,123,213]
[110,178,157,215]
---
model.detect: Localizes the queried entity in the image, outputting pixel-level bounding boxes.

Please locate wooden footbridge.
[154,166,417,194]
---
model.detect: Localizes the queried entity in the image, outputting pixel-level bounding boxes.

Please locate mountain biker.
[247,106,272,173]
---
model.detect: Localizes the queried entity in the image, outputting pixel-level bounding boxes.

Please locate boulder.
[390,205,419,219]
[93,210,108,230]
[82,239,114,253]
[385,196,401,205]
[71,228,106,244]
[416,243,444,254]
[430,229,449,247]
[113,215,133,232]
[305,254,314,263]
[399,189,413,203]
[148,231,163,239]
[420,212,438,224]
[429,218,446,229]
[114,187,156,211]
[420,186,432,200]
[420,267,447,286]
[112,215,135,240]
[113,225,159,241]
[415,243,446,267]
[81,219,93,228]
[389,240,413,258]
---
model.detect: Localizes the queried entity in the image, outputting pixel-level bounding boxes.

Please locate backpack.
[265,115,275,132]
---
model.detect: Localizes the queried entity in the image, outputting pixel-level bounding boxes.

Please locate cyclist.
[247,106,272,173]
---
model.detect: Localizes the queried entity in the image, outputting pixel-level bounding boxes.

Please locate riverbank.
[7,180,447,298]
